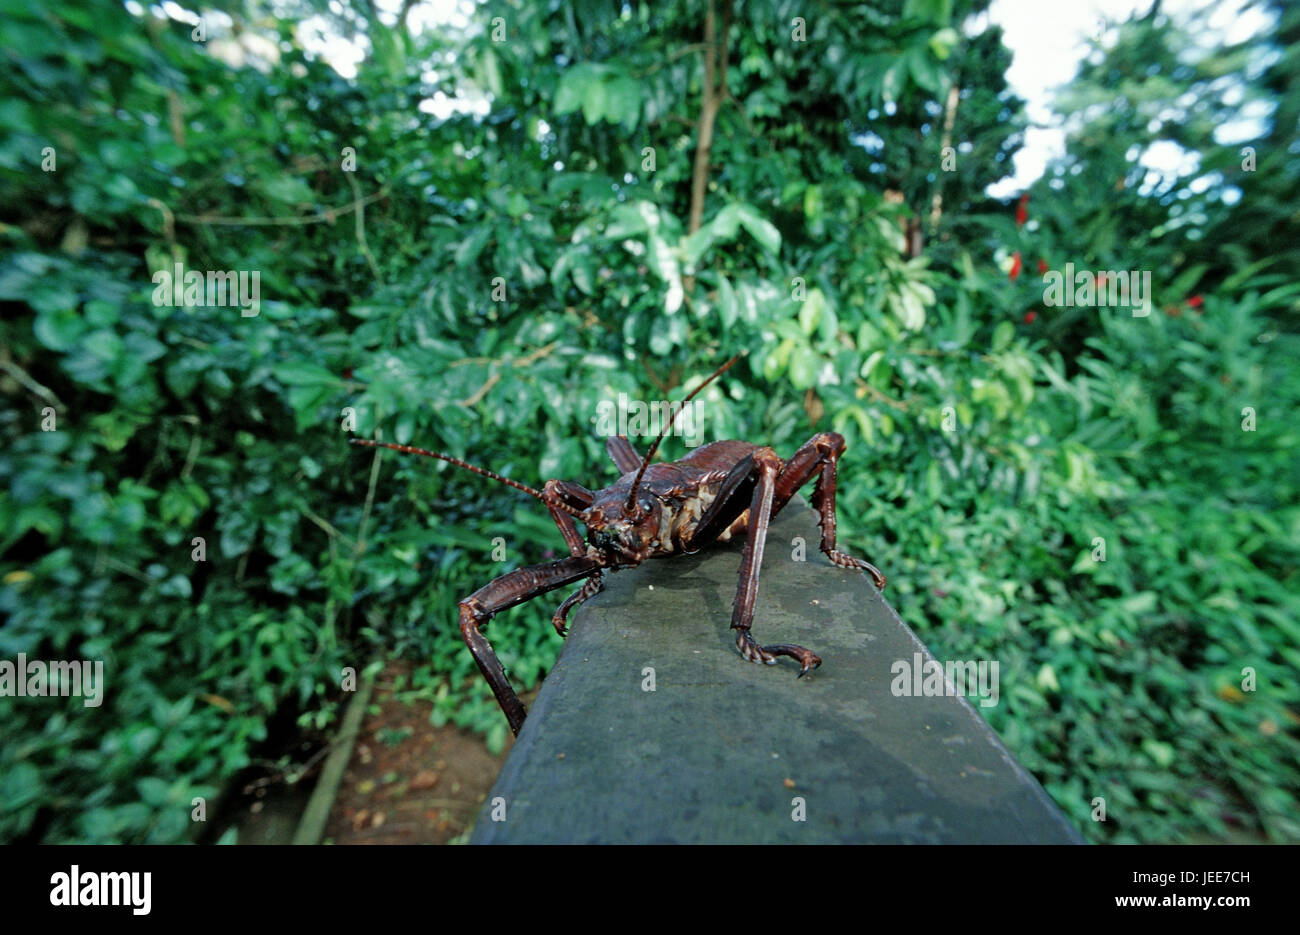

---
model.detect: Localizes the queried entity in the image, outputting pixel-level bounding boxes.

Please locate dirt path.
[324,660,514,844]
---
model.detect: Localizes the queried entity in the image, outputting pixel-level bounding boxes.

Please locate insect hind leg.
[694,447,824,677]
[605,435,642,474]
[771,431,887,590]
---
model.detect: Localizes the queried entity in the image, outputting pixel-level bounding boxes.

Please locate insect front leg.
[687,449,824,676]
[542,479,594,556]
[769,432,887,589]
[550,570,604,637]
[459,555,600,735]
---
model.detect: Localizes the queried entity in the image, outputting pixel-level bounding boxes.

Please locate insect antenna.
[624,352,746,511]
[349,438,585,518]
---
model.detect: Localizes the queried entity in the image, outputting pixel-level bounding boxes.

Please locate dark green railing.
[471,500,1084,844]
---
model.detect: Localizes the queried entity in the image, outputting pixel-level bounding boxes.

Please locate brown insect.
[351,354,886,735]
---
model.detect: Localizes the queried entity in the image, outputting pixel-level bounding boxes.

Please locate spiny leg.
[459,555,600,734]
[551,570,604,637]
[542,479,594,557]
[605,435,643,475]
[813,460,886,589]
[687,448,823,676]
[771,431,887,590]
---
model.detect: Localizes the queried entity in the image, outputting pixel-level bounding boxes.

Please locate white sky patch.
[408,0,476,33]
[418,89,490,119]
[146,0,1274,187]
[160,0,199,24]
[987,0,1273,197]
[297,1,476,94]
[295,16,365,79]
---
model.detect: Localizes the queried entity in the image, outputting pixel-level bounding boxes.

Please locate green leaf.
[907,46,944,94]
[604,76,642,129]
[860,350,885,380]
[555,63,610,119]
[287,385,330,430]
[904,0,953,23]
[716,274,737,328]
[1168,263,1208,297]
[1142,740,1176,769]
[82,329,124,362]
[136,777,171,807]
[581,77,606,124]
[711,204,742,239]
[881,61,904,104]
[799,288,825,336]
[1036,664,1060,693]
[646,234,679,284]
[788,345,820,390]
[478,46,502,97]
[554,71,583,114]
[736,203,781,255]
[34,307,86,351]
[572,260,595,295]
[803,184,823,221]
[257,175,315,204]
[273,361,341,387]
[1220,257,1274,292]
[683,226,716,265]
[929,27,960,60]
[603,203,651,239]
[894,287,926,331]
[1120,591,1158,616]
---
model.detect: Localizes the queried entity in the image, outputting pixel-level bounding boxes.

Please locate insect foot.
[828,550,887,590]
[735,631,822,677]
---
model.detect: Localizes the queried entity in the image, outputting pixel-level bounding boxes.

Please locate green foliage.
[0,0,1295,844]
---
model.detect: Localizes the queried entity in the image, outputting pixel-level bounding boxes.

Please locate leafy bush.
[1,0,1295,843]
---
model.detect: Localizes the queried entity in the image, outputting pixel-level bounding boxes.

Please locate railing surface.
[471,500,1084,844]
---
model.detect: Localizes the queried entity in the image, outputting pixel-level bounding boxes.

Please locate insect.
[351,354,886,735]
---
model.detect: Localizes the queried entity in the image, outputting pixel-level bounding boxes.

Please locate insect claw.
[797,657,822,678]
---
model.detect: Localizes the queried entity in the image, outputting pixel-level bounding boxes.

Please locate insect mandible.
[351,354,887,735]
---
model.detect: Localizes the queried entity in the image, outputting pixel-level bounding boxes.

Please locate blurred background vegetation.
[1,0,1296,844]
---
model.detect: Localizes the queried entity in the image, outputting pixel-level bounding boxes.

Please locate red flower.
[1016,194,1029,227]
[1037,258,1048,274]
[1187,295,1203,308]
[1009,251,1022,281]
[1023,311,1037,324]
[343,368,354,380]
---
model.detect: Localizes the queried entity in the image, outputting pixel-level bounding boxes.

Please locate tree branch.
[687,0,731,238]
[928,82,962,234]
[0,352,63,409]
[172,187,390,227]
